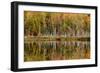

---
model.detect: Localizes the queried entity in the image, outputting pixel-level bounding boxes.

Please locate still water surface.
[24,40,90,62]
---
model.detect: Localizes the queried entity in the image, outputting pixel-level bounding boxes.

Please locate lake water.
[24,40,90,62]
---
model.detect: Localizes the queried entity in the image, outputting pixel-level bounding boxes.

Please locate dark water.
[24,41,90,62]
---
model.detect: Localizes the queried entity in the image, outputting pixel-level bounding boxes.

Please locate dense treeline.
[24,11,90,37]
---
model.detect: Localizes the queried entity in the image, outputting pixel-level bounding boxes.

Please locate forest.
[24,11,90,39]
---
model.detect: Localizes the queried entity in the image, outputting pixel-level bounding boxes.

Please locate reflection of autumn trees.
[24,11,90,37]
[24,41,90,61]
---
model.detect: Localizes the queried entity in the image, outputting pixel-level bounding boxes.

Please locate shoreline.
[24,36,90,41]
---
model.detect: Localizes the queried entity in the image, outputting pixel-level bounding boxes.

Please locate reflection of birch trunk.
[38,24,40,36]
[51,41,56,59]
[63,44,66,59]
[43,48,46,60]
[38,41,41,55]
[51,48,54,60]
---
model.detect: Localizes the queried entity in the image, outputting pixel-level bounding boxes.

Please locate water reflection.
[24,41,90,61]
